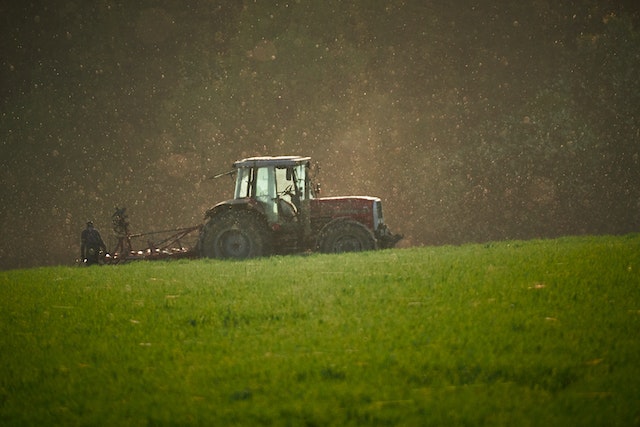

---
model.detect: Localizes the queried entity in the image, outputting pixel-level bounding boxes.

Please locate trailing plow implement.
[104,207,201,264]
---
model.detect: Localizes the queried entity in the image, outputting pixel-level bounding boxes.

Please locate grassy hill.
[1,234,639,426]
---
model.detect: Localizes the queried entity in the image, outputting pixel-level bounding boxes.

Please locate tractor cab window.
[254,166,277,223]
[275,165,307,202]
[234,166,278,223]
[254,167,271,201]
[234,167,251,198]
[275,164,308,217]
[275,167,299,220]
[293,164,307,201]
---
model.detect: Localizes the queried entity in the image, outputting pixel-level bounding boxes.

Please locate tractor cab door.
[275,166,300,221]
[276,163,310,219]
[235,166,278,224]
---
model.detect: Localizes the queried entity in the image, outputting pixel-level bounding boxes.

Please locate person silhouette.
[111,207,132,257]
[80,221,107,265]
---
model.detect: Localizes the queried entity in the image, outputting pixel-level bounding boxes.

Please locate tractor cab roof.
[233,156,311,169]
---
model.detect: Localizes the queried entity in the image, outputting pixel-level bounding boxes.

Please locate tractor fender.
[317,216,365,233]
[204,197,265,220]
[315,217,377,253]
[199,206,272,259]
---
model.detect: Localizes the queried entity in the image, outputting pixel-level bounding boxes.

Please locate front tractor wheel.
[199,210,270,259]
[317,219,377,254]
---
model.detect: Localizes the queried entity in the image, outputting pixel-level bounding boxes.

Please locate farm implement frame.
[104,208,201,264]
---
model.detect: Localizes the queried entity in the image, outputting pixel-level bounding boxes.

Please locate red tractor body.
[310,196,379,231]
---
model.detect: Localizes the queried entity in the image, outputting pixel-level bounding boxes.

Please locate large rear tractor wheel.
[199,210,271,259]
[316,219,377,253]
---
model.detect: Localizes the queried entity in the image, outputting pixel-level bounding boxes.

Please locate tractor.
[198,155,402,258]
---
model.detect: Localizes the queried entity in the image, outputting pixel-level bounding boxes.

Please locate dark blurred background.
[1,1,639,270]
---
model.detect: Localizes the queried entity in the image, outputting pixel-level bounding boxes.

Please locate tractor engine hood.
[310,196,383,231]
[310,196,402,248]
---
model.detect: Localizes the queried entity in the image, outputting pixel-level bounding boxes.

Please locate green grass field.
[1,234,639,426]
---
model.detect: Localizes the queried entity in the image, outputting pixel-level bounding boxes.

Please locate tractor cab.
[233,156,312,225]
